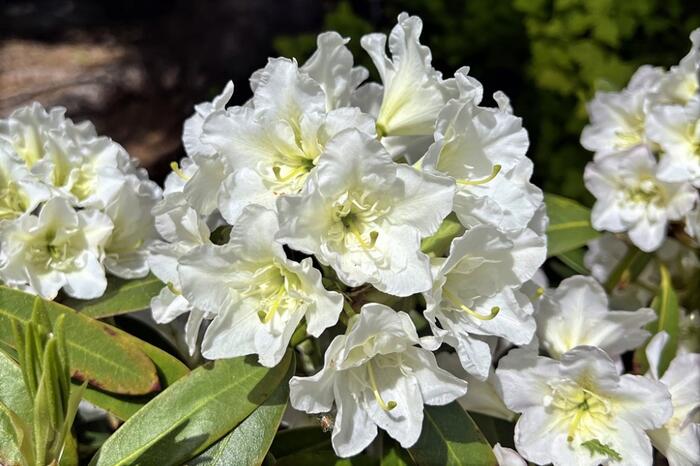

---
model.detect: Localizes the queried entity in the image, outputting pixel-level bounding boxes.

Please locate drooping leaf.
[544,193,600,257]
[191,354,294,465]
[0,286,158,395]
[64,275,163,319]
[90,352,293,466]
[408,403,496,466]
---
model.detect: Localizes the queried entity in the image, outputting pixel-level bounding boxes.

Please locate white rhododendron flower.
[424,225,545,378]
[581,66,664,158]
[0,102,161,297]
[535,275,656,359]
[289,304,467,457]
[361,13,455,138]
[582,28,700,253]
[277,129,454,296]
[645,333,700,466]
[0,140,50,221]
[179,205,343,367]
[0,198,112,299]
[647,100,700,187]
[497,346,672,466]
[585,146,697,252]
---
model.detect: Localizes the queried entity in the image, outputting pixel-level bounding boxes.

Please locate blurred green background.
[276,0,700,204]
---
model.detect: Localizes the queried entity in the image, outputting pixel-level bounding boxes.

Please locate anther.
[170,162,190,181]
[456,164,501,186]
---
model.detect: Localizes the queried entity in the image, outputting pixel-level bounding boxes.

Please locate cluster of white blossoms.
[582,29,700,252]
[0,103,161,299]
[148,12,548,456]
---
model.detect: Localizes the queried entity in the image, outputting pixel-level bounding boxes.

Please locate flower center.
[27,231,79,271]
[241,263,304,324]
[367,359,397,412]
[624,177,665,205]
[550,385,613,443]
[331,192,387,250]
[0,180,29,221]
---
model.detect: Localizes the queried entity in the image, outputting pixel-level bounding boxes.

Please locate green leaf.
[0,402,29,466]
[192,354,294,465]
[408,403,497,466]
[79,330,190,421]
[644,265,680,376]
[273,451,375,466]
[421,213,465,257]
[544,193,600,257]
[382,443,414,466]
[269,427,332,459]
[0,349,33,421]
[581,438,622,462]
[0,286,158,395]
[90,352,294,466]
[64,275,163,319]
[556,248,590,275]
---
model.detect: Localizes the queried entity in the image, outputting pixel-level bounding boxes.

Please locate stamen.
[456,165,501,186]
[367,361,396,411]
[567,406,586,442]
[170,162,190,181]
[442,288,500,320]
[258,285,286,324]
[345,217,371,250]
[166,282,182,295]
[369,231,379,248]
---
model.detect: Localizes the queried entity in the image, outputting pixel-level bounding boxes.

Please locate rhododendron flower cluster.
[0,13,698,466]
[148,12,547,455]
[0,103,161,299]
[582,30,700,252]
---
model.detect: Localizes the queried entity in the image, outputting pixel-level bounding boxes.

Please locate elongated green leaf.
[556,248,590,275]
[638,265,680,376]
[270,427,332,459]
[79,336,189,421]
[408,403,496,466]
[192,354,294,465]
[91,352,293,466]
[382,443,414,466]
[0,286,158,395]
[544,193,600,257]
[0,402,29,466]
[0,349,32,421]
[63,275,163,319]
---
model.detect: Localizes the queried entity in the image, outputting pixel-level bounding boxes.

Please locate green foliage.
[90,352,294,466]
[421,213,464,257]
[190,358,293,465]
[1,302,86,466]
[407,402,496,466]
[544,193,600,257]
[64,274,163,319]
[635,264,680,376]
[581,438,622,462]
[0,286,159,395]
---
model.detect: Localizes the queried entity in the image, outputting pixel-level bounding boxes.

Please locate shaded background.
[2,0,699,203]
